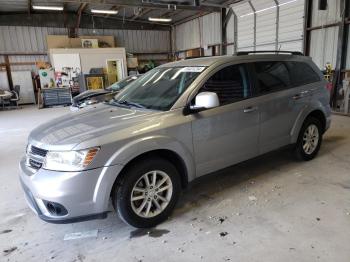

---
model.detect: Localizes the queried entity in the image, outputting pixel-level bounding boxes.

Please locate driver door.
[190,64,260,177]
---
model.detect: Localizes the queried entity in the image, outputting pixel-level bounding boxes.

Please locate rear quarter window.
[285,61,321,86]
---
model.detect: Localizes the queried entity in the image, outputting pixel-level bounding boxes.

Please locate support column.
[4,55,13,90]
[274,0,280,50]
[303,0,313,56]
[248,1,256,51]
[332,0,348,107]
[233,11,238,53]
[221,8,227,55]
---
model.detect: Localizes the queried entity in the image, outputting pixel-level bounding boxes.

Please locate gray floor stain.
[130,228,170,239]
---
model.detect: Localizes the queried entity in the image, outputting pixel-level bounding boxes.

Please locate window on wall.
[200,64,250,105]
[285,61,320,86]
[254,61,292,94]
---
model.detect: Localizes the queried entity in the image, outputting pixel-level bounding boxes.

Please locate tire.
[112,157,181,228]
[294,116,323,161]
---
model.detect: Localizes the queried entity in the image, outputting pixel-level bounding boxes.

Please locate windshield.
[111,66,205,111]
[106,75,140,91]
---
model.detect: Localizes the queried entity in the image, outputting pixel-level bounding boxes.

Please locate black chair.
[10,90,20,109]
[14,85,20,97]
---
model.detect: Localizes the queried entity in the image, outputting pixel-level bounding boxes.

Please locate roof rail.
[236,50,304,56]
[184,56,213,60]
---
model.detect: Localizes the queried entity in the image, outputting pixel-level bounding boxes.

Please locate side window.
[200,64,250,106]
[285,61,321,86]
[254,61,292,94]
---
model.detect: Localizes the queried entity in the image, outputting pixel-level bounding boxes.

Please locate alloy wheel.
[130,170,173,218]
[302,124,319,155]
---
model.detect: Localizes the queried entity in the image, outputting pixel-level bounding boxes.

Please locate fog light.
[43,201,68,216]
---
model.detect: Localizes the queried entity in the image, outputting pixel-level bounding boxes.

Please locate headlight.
[43,147,99,171]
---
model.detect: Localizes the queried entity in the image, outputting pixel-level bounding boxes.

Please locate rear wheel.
[294,117,323,161]
[113,157,181,228]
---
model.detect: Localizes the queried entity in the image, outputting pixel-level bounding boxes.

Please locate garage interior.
[1,0,350,261]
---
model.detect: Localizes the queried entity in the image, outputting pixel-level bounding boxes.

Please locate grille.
[27,145,47,170]
[30,145,48,157]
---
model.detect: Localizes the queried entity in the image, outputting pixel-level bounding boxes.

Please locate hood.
[29,103,158,150]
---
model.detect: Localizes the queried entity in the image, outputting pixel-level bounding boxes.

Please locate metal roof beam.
[28,0,32,15]
[60,0,221,12]
[173,11,211,25]
[76,3,88,29]
[0,13,171,30]
[130,7,153,20]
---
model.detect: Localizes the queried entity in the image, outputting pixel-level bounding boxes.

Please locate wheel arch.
[291,107,327,143]
[307,110,326,133]
[110,149,190,200]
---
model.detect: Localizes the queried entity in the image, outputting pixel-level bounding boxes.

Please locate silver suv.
[20,52,331,228]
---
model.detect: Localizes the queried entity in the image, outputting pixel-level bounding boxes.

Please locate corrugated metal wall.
[201,13,222,56]
[175,19,200,51]
[278,0,305,51]
[0,26,170,73]
[0,26,170,53]
[309,0,342,70]
[174,0,305,55]
[174,12,221,56]
[234,2,255,51]
[310,26,339,69]
[255,0,277,49]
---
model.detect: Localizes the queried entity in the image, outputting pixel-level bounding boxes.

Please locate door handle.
[293,90,310,100]
[292,94,302,100]
[243,106,258,113]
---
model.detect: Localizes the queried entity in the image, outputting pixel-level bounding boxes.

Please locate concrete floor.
[1,105,350,262]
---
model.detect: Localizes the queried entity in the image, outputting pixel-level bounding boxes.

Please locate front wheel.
[113,157,181,228]
[294,117,323,161]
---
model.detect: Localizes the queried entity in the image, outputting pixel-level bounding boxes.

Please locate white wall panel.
[278,40,303,52]
[346,25,350,70]
[311,0,341,27]
[255,0,277,46]
[278,0,305,50]
[255,44,277,51]
[226,45,234,55]
[175,19,200,51]
[200,12,221,46]
[174,13,221,52]
[226,9,235,45]
[309,26,338,69]
[235,2,255,51]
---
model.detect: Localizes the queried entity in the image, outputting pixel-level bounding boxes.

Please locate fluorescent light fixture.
[91,9,118,14]
[32,5,64,11]
[148,17,172,22]
[240,0,298,18]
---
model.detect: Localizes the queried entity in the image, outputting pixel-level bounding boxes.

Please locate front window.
[198,64,251,106]
[111,66,205,111]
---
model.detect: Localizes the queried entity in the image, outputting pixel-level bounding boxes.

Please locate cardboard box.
[47,35,115,49]
[186,48,203,58]
[127,57,139,68]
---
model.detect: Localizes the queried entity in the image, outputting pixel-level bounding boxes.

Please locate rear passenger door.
[253,60,320,154]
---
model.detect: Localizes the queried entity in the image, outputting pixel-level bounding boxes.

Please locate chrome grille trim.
[26,144,47,170]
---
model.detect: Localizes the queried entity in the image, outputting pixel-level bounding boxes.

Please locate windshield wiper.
[114,100,146,109]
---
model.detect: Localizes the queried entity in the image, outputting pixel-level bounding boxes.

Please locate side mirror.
[190,92,220,112]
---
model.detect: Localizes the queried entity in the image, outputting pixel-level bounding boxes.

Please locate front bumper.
[19,157,124,223]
